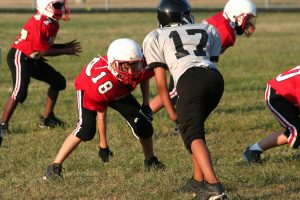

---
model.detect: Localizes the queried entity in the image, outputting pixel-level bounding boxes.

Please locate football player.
[244,65,300,163]
[149,0,257,131]
[143,0,226,199]
[43,38,165,180]
[0,0,82,146]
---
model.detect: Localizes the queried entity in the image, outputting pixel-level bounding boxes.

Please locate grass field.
[0,12,300,200]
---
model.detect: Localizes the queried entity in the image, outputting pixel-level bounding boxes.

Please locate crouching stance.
[244,65,300,164]
[44,38,165,180]
[0,0,82,146]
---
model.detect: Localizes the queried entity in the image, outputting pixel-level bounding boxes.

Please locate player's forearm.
[154,67,176,121]
[40,47,71,57]
[97,110,108,148]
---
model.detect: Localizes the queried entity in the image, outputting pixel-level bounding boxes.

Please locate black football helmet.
[157,0,193,27]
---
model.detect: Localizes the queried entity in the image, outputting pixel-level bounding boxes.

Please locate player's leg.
[244,85,300,163]
[109,94,165,170]
[176,67,225,197]
[2,49,33,123]
[258,131,288,150]
[1,49,33,146]
[31,60,66,127]
[44,91,97,179]
[263,85,300,149]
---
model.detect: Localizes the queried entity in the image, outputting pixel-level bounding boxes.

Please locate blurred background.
[1,0,300,11]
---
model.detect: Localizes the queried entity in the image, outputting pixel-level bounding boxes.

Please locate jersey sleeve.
[208,25,222,60]
[143,30,168,69]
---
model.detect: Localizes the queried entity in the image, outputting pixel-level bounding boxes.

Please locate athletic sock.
[249,143,263,152]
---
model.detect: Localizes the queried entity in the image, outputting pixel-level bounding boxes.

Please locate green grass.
[0,12,300,200]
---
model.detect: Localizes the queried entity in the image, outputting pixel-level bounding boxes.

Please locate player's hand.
[65,39,82,56]
[98,146,113,162]
[139,105,153,123]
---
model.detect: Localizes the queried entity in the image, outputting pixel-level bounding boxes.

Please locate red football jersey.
[75,55,154,111]
[268,65,300,107]
[205,11,236,51]
[12,13,59,57]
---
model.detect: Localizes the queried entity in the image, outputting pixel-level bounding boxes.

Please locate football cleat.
[243,146,262,164]
[177,177,205,194]
[144,156,165,171]
[43,163,63,180]
[194,182,227,200]
[39,112,64,128]
[0,123,8,146]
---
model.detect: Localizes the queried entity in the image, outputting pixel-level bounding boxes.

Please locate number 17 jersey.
[143,23,221,87]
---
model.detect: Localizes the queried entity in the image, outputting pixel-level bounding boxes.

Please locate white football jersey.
[143,22,221,86]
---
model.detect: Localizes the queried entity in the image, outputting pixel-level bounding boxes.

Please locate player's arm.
[97,109,113,162]
[30,40,82,58]
[43,39,82,56]
[97,110,107,148]
[154,67,177,122]
[138,79,153,122]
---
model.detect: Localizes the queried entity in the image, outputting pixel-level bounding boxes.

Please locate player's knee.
[14,91,28,103]
[134,118,153,139]
[52,75,66,91]
[79,131,96,142]
[75,125,96,142]
[182,133,205,154]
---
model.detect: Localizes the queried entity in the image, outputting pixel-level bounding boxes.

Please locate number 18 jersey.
[143,23,221,87]
[75,55,154,111]
[268,65,300,106]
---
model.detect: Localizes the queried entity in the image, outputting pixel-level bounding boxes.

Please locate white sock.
[249,143,263,152]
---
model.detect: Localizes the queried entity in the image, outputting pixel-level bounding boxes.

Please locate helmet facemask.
[235,13,256,37]
[110,59,144,85]
[107,38,145,86]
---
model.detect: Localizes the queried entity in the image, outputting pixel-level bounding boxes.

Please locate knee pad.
[132,116,153,139]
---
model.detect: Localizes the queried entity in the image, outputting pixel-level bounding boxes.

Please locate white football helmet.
[107,38,144,85]
[223,0,257,37]
[37,0,70,21]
